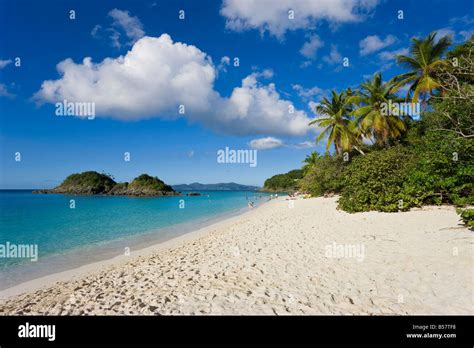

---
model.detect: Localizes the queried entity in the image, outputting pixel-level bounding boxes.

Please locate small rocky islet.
[33,171,198,197]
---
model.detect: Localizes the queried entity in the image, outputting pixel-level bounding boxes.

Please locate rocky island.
[33,171,180,197]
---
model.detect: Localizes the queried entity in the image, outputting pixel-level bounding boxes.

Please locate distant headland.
[172,183,260,191]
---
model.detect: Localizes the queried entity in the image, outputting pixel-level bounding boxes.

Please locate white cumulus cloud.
[34,35,216,120]
[0,59,12,69]
[300,34,324,59]
[218,56,231,72]
[249,137,284,150]
[291,141,315,149]
[359,35,397,56]
[0,83,14,98]
[378,47,409,61]
[249,137,316,150]
[108,9,145,43]
[322,45,342,65]
[217,70,311,135]
[292,84,325,100]
[220,0,380,38]
[92,9,145,48]
[34,34,312,136]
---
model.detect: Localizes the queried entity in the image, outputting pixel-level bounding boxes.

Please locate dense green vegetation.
[269,33,473,226]
[261,169,303,192]
[338,146,415,212]
[37,171,176,196]
[130,174,173,192]
[298,155,347,197]
[54,171,117,194]
[456,208,474,227]
[109,174,175,196]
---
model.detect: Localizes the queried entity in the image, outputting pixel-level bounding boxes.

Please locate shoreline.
[0,196,274,299]
[1,196,472,315]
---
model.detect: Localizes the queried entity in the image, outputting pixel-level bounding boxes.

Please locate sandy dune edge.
[1,196,472,315]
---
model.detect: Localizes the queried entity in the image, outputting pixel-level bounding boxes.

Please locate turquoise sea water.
[0,190,271,289]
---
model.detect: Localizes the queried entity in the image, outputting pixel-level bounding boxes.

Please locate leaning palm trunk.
[353,146,365,155]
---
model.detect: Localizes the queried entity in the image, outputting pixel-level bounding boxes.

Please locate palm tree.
[302,151,319,173]
[390,32,452,103]
[349,73,407,146]
[309,90,363,155]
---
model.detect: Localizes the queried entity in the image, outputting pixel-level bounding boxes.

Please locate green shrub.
[406,131,474,206]
[456,208,474,228]
[58,171,117,194]
[262,169,303,192]
[338,146,417,212]
[337,132,473,213]
[130,174,174,192]
[298,155,347,196]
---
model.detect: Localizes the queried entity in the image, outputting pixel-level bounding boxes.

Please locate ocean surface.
[0,190,273,289]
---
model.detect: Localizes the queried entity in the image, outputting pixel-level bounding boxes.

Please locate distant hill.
[172,182,260,191]
[261,169,303,192]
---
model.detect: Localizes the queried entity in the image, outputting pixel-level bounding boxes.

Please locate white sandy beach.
[0,196,472,315]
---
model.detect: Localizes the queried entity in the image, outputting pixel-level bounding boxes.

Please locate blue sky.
[0,0,473,188]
